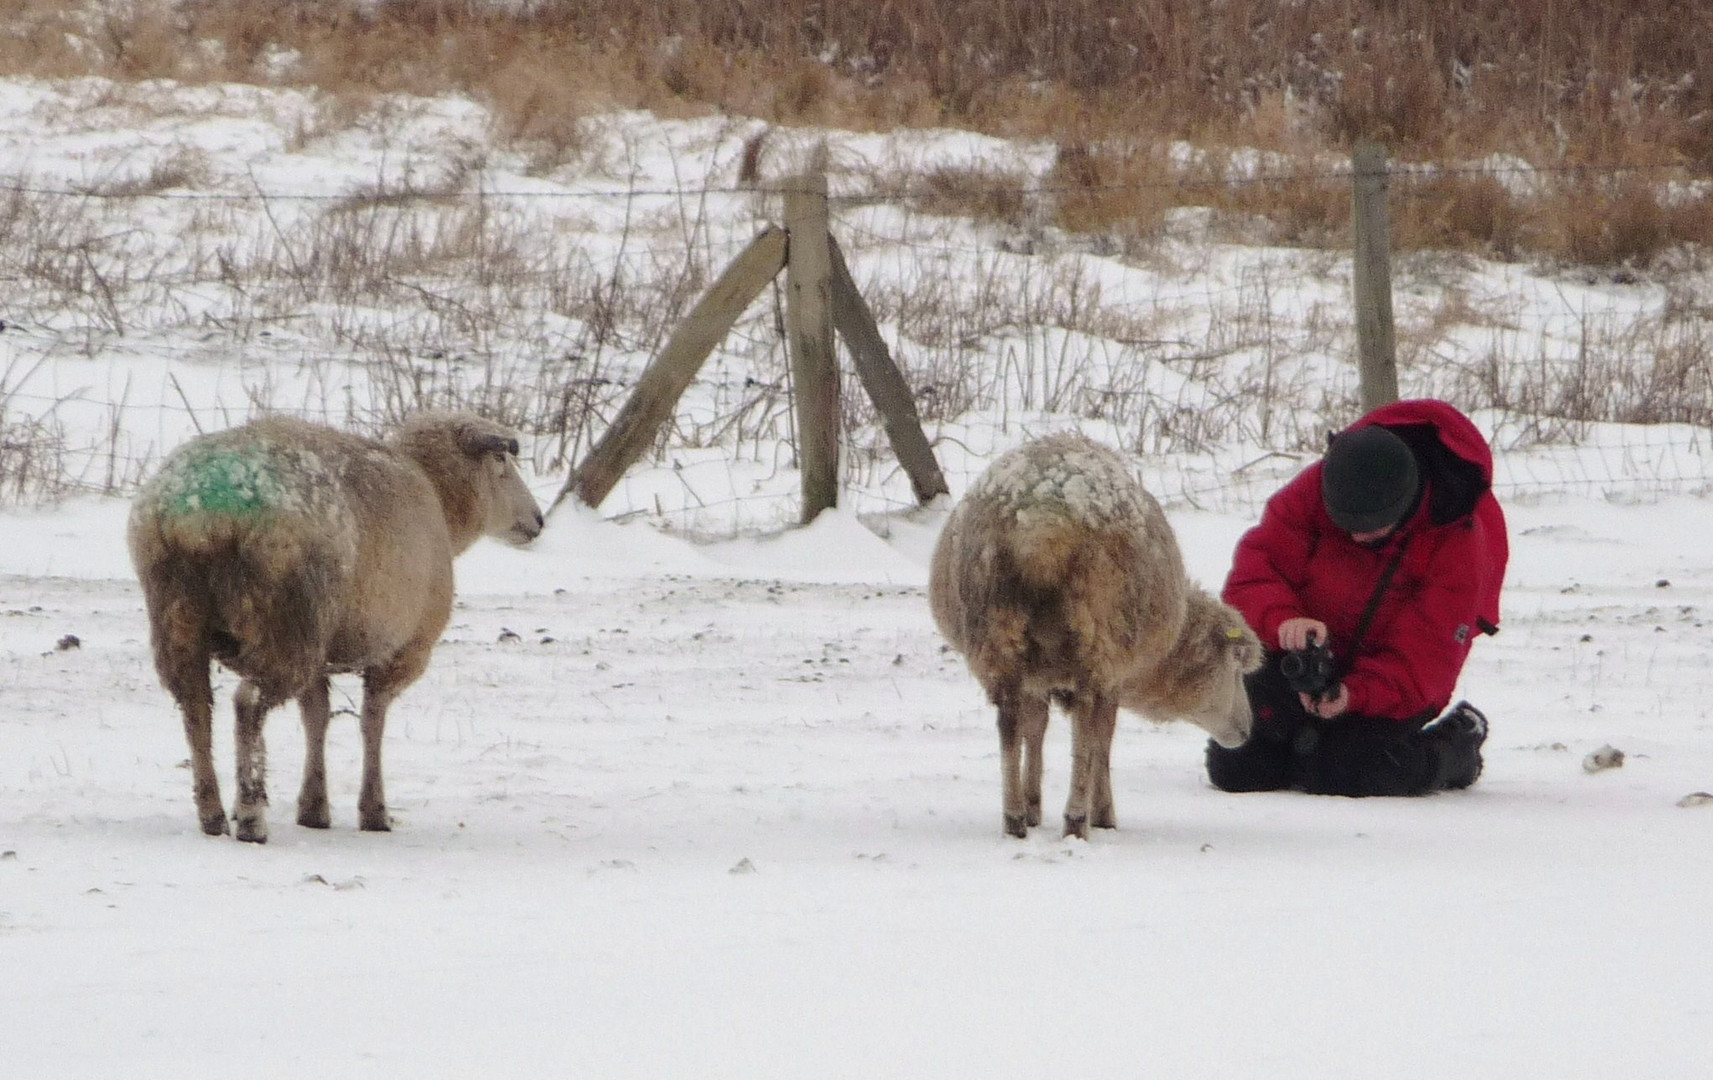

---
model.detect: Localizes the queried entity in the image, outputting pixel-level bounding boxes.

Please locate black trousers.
[1206,658,1479,797]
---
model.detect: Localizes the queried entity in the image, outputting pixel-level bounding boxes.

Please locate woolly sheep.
[929,434,1263,838]
[128,411,543,842]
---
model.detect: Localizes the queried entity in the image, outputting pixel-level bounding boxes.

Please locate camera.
[1280,634,1339,702]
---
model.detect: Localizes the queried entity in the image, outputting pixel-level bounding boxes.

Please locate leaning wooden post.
[554,225,787,512]
[1352,140,1400,411]
[828,235,949,504]
[783,145,841,524]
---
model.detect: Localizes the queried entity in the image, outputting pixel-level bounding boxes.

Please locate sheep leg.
[165,653,228,836]
[996,685,1048,837]
[232,681,273,844]
[296,676,332,829]
[1064,692,1117,838]
[1020,700,1048,828]
[358,642,432,832]
[356,684,396,832]
[1088,696,1119,830]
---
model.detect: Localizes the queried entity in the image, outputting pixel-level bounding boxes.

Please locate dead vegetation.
[4,0,1711,265]
[0,359,69,504]
[0,1,1709,511]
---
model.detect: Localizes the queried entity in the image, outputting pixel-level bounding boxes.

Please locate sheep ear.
[462,430,518,458]
[1222,623,1262,669]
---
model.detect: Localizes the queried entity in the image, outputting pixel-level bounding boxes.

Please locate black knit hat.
[1321,426,1420,533]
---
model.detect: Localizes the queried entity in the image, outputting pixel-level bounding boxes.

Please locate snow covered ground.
[5,491,1713,1078]
[2,74,1713,1078]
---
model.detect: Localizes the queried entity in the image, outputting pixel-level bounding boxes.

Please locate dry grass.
[1046,142,1179,242]
[2,1,1710,265]
[907,164,1031,230]
[1432,288,1713,444]
[0,358,69,503]
[1393,173,1529,261]
[0,1,1709,510]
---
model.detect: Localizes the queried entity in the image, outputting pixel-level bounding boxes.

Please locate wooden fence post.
[783,144,840,524]
[553,225,787,512]
[827,235,949,504]
[1352,140,1400,411]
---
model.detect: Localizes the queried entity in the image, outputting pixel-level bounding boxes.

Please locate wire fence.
[9,155,1702,204]
[2,152,1710,528]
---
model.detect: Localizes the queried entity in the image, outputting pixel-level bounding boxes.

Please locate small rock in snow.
[1676,791,1713,808]
[1582,745,1625,773]
[729,857,757,875]
[56,634,80,651]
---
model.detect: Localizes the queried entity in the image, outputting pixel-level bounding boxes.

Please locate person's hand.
[1300,682,1350,719]
[1276,617,1328,652]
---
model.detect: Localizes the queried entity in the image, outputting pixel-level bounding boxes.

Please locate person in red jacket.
[1207,399,1508,796]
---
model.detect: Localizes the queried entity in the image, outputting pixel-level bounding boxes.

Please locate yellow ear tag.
[1225,628,1248,640]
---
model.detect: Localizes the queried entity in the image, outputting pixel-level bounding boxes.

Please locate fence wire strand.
[2,155,1710,521]
[4,156,1698,205]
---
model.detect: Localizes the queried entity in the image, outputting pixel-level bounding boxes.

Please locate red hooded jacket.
[1222,400,1508,721]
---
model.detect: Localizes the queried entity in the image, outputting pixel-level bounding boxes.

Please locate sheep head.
[1138,589,1264,748]
[391,412,544,551]
[456,422,544,547]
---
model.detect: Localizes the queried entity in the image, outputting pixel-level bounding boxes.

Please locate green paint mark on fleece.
[159,445,288,517]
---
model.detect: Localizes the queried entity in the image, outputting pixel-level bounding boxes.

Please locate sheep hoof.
[359,812,392,833]
[1092,806,1117,830]
[1003,814,1029,838]
[199,812,231,837]
[234,817,269,844]
[1062,815,1089,840]
[1025,802,1042,827]
[297,804,331,829]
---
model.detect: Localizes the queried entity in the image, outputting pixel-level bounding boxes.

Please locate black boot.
[1424,701,1488,790]
[1206,732,1296,792]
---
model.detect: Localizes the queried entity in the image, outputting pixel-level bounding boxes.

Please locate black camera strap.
[1340,537,1410,679]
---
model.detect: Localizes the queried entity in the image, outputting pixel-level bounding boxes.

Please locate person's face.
[1349,521,1398,545]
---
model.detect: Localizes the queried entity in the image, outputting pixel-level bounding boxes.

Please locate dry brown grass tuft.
[81,144,214,198]
[907,164,1031,230]
[485,52,592,176]
[1218,170,1352,250]
[0,408,67,503]
[0,357,68,504]
[0,1,83,76]
[1394,172,1527,260]
[1323,42,1451,148]
[1047,142,1178,241]
[1537,174,1697,269]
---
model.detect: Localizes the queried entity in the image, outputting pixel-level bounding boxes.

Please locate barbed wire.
[2,157,1698,206]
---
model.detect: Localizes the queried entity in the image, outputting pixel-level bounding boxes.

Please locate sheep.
[929,434,1263,838]
[127,411,544,842]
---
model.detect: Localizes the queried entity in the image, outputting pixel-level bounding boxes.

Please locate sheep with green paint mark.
[128,412,543,842]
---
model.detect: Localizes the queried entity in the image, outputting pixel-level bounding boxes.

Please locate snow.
[8,491,1713,1077]
[2,74,1713,1078]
